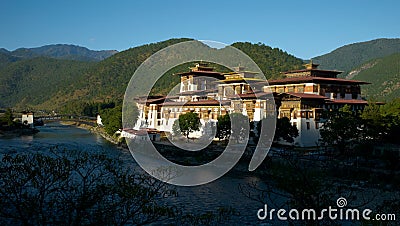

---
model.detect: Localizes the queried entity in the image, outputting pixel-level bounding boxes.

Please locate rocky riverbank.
[90,126,122,145]
[58,121,250,169]
[59,121,93,130]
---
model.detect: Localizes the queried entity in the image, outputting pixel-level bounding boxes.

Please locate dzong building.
[131,62,370,147]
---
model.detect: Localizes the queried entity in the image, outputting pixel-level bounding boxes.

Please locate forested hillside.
[5,38,398,112]
[39,39,304,113]
[313,38,400,77]
[2,44,117,62]
[352,53,400,101]
[231,42,303,79]
[0,52,20,68]
[0,57,94,109]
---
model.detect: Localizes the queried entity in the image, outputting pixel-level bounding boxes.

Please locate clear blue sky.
[1,0,399,59]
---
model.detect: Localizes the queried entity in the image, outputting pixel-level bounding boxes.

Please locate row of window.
[325,104,364,110]
[292,121,320,130]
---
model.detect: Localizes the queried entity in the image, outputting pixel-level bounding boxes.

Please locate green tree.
[360,99,400,145]
[255,117,298,144]
[229,113,249,143]
[0,150,177,225]
[274,117,299,143]
[215,114,231,141]
[172,112,200,139]
[122,100,139,128]
[320,105,363,154]
[361,102,387,142]
[0,108,14,127]
[0,148,235,225]
[379,98,400,144]
[100,105,122,135]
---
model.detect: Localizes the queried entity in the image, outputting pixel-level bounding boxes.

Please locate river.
[0,123,270,225]
[2,123,396,225]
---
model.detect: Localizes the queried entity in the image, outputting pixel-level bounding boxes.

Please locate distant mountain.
[0,44,117,88]
[10,48,39,59]
[350,53,400,101]
[5,37,398,110]
[313,38,400,77]
[0,39,193,110]
[30,44,118,61]
[0,38,304,112]
[48,40,304,111]
[0,48,10,54]
[0,57,94,108]
[0,52,20,68]
[3,44,118,62]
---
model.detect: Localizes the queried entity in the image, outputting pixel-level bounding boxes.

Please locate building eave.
[282,69,343,74]
[268,76,370,85]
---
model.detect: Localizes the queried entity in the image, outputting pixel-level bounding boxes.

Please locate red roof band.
[268,76,370,85]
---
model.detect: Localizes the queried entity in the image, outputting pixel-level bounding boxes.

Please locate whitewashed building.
[133,63,274,139]
[266,62,369,147]
[120,128,160,142]
[131,62,370,147]
[96,114,103,126]
[21,112,34,128]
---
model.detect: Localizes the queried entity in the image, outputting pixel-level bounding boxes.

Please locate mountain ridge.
[1,44,118,62]
[313,38,400,77]
[0,38,304,111]
[1,37,399,110]
[313,38,400,101]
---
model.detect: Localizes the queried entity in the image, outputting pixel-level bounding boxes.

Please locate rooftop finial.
[304,59,318,70]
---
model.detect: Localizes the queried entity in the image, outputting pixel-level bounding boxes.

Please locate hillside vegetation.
[56,40,303,111]
[352,53,400,101]
[231,42,303,79]
[0,57,94,109]
[0,39,303,112]
[2,44,117,62]
[0,52,20,68]
[313,38,400,77]
[3,37,399,111]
